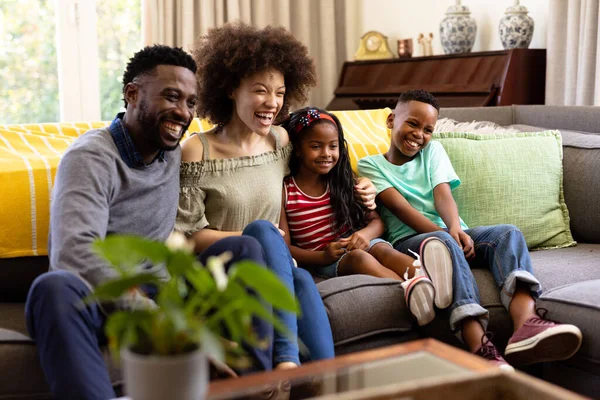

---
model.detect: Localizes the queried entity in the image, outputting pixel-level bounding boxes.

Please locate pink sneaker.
[504,309,582,366]
[474,333,514,372]
[401,272,436,326]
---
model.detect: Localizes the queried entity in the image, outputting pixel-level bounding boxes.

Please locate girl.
[279,107,455,326]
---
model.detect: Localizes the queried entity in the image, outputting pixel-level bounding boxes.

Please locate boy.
[358,89,582,369]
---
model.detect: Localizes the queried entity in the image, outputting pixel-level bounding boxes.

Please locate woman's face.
[230,68,285,136]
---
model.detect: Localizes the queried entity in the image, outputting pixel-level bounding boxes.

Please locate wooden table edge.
[208,339,495,397]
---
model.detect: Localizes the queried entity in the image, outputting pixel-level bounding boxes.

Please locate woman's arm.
[378,188,443,234]
[355,177,377,210]
[190,229,243,254]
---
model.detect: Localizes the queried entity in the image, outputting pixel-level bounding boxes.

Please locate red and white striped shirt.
[284,177,348,251]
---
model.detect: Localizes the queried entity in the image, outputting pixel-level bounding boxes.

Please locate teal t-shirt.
[357,141,468,245]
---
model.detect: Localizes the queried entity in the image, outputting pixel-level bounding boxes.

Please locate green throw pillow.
[434,130,576,250]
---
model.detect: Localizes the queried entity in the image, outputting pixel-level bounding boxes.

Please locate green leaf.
[230,261,299,314]
[93,235,170,269]
[199,326,225,363]
[243,297,292,339]
[185,267,216,295]
[165,250,197,276]
[85,273,163,302]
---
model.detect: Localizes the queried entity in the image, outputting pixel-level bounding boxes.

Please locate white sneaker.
[409,237,453,309]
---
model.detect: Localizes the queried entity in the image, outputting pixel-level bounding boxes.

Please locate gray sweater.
[49,127,180,288]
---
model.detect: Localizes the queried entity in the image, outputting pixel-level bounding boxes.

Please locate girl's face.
[230,68,285,136]
[296,122,340,176]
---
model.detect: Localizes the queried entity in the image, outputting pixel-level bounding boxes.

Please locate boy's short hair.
[396,89,440,112]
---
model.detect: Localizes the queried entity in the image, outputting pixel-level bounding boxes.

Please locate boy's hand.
[449,228,475,261]
[355,178,377,210]
[339,232,370,252]
[323,242,346,264]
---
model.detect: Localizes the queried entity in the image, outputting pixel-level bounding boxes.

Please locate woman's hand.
[355,177,377,210]
[323,242,346,264]
[273,223,285,237]
[339,232,370,252]
[449,227,475,261]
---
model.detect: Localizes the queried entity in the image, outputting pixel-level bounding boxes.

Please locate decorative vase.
[439,0,477,54]
[499,0,534,49]
[122,348,208,400]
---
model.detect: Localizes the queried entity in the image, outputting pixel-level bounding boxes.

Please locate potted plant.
[86,232,298,400]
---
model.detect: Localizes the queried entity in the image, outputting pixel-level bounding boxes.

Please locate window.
[0,0,141,124]
[97,0,141,120]
[0,0,59,124]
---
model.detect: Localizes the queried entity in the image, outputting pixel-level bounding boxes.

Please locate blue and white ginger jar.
[439,0,477,54]
[499,0,534,49]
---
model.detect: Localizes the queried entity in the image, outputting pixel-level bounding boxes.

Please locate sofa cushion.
[316,275,411,346]
[0,303,121,399]
[528,243,600,291]
[537,280,600,364]
[433,131,575,250]
[512,124,600,244]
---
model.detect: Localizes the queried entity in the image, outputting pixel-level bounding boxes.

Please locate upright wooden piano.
[327,49,546,110]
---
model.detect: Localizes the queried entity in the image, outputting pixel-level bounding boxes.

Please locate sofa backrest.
[439,105,600,244]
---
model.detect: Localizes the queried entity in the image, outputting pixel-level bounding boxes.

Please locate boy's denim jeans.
[394,224,542,332]
[243,220,335,365]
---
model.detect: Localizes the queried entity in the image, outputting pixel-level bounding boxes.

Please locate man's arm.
[377,188,443,234]
[50,146,117,288]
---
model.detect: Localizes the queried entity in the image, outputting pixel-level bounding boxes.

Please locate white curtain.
[142,0,363,108]
[546,0,600,106]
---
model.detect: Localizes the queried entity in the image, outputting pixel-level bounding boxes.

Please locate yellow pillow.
[330,108,391,172]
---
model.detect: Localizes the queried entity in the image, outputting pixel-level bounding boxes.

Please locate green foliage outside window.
[0,0,59,124]
[0,0,141,124]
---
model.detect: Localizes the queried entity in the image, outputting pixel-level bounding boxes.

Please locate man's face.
[387,100,438,163]
[129,65,197,151]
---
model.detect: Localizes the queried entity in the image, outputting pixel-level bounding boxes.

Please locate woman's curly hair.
[193,22,317,126]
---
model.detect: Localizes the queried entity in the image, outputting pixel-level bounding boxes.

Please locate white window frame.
[54,0,101,122]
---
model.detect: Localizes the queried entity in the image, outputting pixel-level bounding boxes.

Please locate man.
[25,45,272,400]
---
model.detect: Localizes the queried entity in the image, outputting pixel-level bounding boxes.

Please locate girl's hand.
[323,242,346,264]
[449,228,475,261]
[355,177,377,210]
[339,232,370,252]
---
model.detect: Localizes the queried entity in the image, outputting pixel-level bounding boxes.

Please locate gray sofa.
[1,105,599,399]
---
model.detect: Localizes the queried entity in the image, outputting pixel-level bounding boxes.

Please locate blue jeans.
[394,224,542,332]
[243,220,335,364]
[25,236,274,400]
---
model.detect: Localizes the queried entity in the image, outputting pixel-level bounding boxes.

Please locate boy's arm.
[378,188,443,234]
[279,188,344,266]
[433,183,474,259]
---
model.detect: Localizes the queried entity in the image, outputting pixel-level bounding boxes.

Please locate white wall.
[360,0,548,57]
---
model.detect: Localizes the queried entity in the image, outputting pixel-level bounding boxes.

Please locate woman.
[176,22,376,369]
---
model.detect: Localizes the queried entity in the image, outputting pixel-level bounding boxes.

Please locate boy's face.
[386,100,438,163]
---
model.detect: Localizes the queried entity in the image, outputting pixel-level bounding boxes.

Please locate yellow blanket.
[0,109,390,258]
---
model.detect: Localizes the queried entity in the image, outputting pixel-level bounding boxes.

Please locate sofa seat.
[0,303,121,400]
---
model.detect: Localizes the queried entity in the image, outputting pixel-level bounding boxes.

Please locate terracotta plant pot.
[122,348,208,400]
